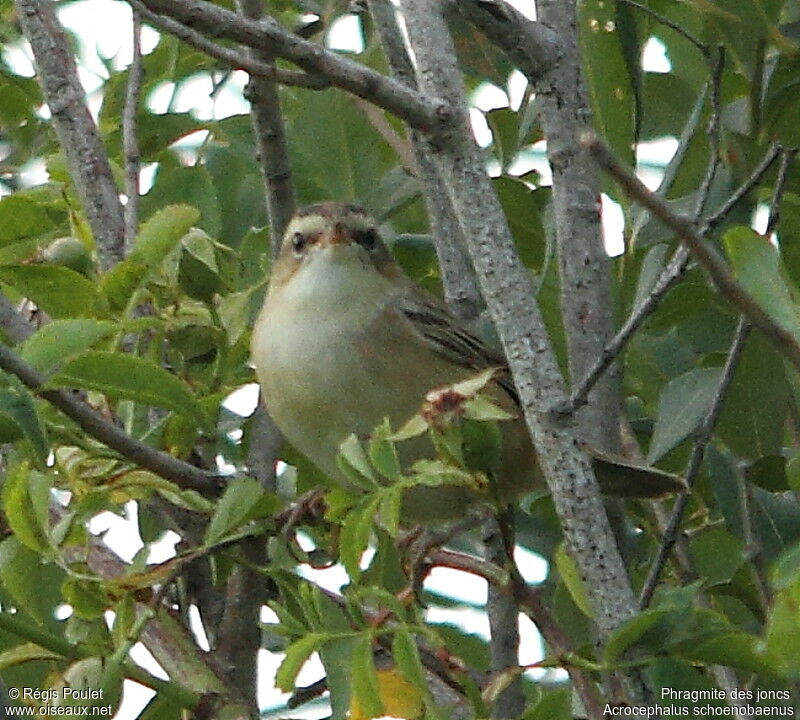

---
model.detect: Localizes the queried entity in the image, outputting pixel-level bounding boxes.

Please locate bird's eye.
[291,232,307,256]
[354,228,378,251]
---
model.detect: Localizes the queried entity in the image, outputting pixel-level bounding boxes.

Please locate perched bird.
[251,202,683,520]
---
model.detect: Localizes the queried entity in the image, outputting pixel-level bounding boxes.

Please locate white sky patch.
[637,137,678,190]
[515,545,548,584]
[473,82,510,112]
[602,193,626,257]
[87,502,143,562]
[470,107,493,148]
[642,36,671,73]
[224,383,261,416]
[507,69,529,111]
[752,204,770,235]
[327,14,365,54]
[505,0,537,20]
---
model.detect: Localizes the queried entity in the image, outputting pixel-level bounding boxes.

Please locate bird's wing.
[395,288,520,404]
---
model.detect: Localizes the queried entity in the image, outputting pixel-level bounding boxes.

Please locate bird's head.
[269,202,403,291]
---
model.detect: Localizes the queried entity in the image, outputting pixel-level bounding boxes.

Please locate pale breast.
[251,252,470,479]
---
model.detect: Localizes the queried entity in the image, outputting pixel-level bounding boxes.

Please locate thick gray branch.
[533,0,622,453]
[236,0,296,249]
[369,0,482,321]
[130,0,447,132]
[15,0,125,269]
[398,0,641,643]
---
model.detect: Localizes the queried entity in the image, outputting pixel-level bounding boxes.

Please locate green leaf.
[688,526,745,586]
[391,630,426,690]
[367,421,400,481]
[1,462,49,553]
[0,642,61,670]
[647,367,723,464]
[20,319,117,374]
[579,0,636,168]
[350,636,383,719]
[0,386,48,462]
[525,689,572,720]
[276,634,322,691]
[178,228,222,302]
[216,283,264,347]
[486,108,521,171]
[0,265,100,319]
[724,226,800,343]
[61,577,109,619]
[140,166,221,238]
[764,584,800,677]
[377,485,403,538]
[48,351,207,425]
[339,500,376,581]
[554,543,592,618]
[285,89,393,206]
[746,455,789,492]
[100,204,199,310]
[337,435,379,490]
[0,196,55,246]
[0,538,55,618]
[493,178,548,272]
[717,331,789,459]
[204,476,268,546]
[681,631,772,674]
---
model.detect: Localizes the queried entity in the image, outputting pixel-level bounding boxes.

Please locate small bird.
[251,202,683,520]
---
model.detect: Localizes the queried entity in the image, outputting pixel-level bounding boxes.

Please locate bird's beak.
[321,222,351,247]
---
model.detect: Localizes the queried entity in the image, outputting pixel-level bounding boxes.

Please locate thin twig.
[617,0,708,54]
[429,548,605,719]
[584,133,800,372]
[128,0,329,90]
[702,142,782,234]
[567,137,784,413]
[123,8,144,249]
[563,247,689,413]
[693,47,725,220]
[0,342,224,494]
[738,477,771,613]
[639,318,751,608]
[766,148,798,236]
[566,81,712,412]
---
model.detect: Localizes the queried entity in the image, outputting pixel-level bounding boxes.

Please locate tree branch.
[369,0,482,319]
[702,142,782,234]
[584,133,800,372]
[455,0,561,85]
[429,547,605,720]
[15,0,125,269]
[533,0,622,456]
[566,139,785,414]
[766,148,798,236]
[399,0,641,647]
[129,0,329,90]
[617,0,708,54]
[235,0,296,249]
[0,341,224,494]
[639,318,750,608]
[127,0,447,132]
[123,8,144,250]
